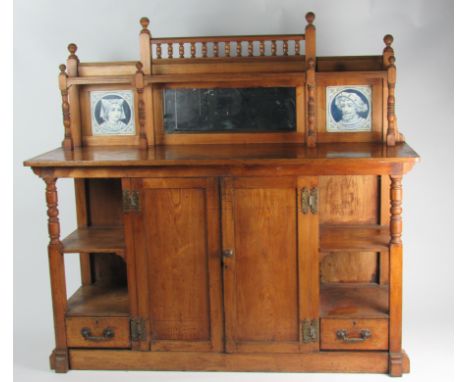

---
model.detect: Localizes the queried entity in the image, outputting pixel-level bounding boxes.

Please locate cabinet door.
[221,177,319,353]
[129,178,223,352]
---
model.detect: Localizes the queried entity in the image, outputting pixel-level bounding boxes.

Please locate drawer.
[66,316,130,348]
[320,318,388,350]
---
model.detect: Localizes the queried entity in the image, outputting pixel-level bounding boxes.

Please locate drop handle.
[336,329,371,343]
[222,249,234,258]
[81,327,115,342]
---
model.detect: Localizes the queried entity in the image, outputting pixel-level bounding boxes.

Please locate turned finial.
[136,61,143,73]
[67,43,77,55]
[59,64,67,74]
[67,43,78,61]
[384,34,394,47]
[140,17,150,31]
[305,12,315,25]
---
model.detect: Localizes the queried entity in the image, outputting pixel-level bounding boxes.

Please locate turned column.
[44,178,69,373]
[58,65,72,150]
[389,175,403,376]
[138,17,154,145]
[304,12,317,147]
[135,62,148,149]
[65,43,82,148]
[383,35,404,146]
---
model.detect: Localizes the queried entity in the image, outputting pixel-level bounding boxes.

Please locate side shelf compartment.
[62,179,134,349]
[320,284,389,351]
[65,283,130,349]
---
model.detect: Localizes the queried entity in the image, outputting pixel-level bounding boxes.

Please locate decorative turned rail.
[150,34,305,60]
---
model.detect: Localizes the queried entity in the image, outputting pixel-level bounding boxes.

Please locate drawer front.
[66,317,130,348]
[320,318,388,350]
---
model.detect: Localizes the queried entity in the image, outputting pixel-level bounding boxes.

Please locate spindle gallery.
[24,11,418,377]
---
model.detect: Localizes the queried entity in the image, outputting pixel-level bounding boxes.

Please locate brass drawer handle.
[336,329,371,343]
[81,327,115,342]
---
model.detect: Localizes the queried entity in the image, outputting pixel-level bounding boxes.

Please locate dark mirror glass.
[163,88,296,133]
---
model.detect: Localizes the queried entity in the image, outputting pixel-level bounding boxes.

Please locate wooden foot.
[49,348,69,373]
[389,352,403,377]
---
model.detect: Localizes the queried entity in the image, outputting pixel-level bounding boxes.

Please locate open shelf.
[320,225,389,253]
[62,226,125,255]
[320,283,388,318]
[67,282,129,317]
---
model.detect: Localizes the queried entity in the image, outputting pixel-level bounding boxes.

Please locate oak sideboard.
[24,11,418,377]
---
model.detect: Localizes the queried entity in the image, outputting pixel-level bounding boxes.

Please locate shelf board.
[62,226,125,255]
[24,142,420,168]
[320,225,389,253]
[67,283,129,317]
[321,283,389,318]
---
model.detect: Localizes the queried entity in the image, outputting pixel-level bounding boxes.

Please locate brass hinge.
[123,190,141,213]
[301,187,318,214]
[302,319,319,343]
[130,318,146,342]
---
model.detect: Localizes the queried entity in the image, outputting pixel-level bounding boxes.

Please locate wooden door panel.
[144,187,209,341]
[234,187,298,342]
[131,178,222,352]
[222,176,319,353]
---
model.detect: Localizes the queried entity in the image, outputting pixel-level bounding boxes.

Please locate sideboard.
[24,11,418,377]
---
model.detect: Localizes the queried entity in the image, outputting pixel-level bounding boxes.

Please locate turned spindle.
[139,17,152,73]
[383,35,404,145]
[168,43,173,59]
[236,41,242,57]
[156,43,162,59]
[304,11,316,64]
[271,40,277,56]
[45,178,61,246]
[294,40,300,56]
[225,41,231,57]
[248,41,254,57]
[64,43,80,149]
[135,62,148,149]
[190,42,196,58]
[58,64,72,150]
[386,55,397,146]
[306,59,316,147]
[213,42,219,57]
[179,43,184,58]
[43,177,69,372]
[283,40,288,56]
[260,41,265,56]
[202,42,207,58]
[390,175,403,244]
[389,174,403,377]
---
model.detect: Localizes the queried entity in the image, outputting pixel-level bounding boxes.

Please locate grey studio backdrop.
[13,0,453,381]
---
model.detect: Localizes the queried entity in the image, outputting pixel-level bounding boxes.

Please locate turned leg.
[389,175,403,376]
[44,178,69,373]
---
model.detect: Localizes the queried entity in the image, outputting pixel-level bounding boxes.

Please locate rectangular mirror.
[163,87,296,133]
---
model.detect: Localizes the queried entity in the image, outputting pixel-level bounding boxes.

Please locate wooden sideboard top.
[24,142,419,168]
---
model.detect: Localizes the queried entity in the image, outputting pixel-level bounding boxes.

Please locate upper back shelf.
[58,12,404,149]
